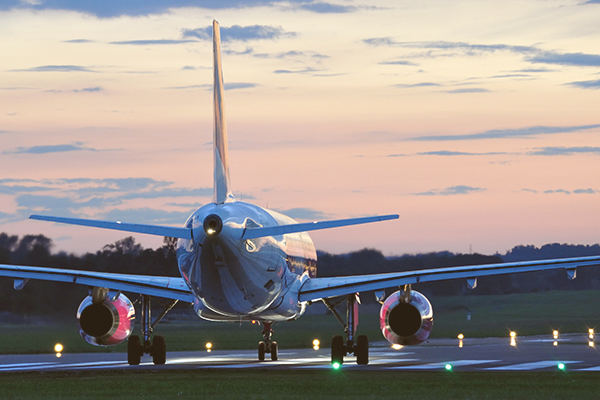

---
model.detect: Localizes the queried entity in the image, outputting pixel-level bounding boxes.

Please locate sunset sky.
[1,0,599,257]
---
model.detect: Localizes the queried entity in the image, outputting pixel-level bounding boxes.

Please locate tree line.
[1,232,599,315]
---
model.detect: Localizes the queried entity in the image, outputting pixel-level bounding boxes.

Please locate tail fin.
[212,20,235,204]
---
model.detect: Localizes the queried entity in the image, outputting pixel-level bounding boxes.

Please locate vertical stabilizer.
[212,20,235,204]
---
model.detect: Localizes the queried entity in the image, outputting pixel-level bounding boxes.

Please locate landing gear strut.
[323,294,369,365]
[127,295,178,365]
[257,321,278,361]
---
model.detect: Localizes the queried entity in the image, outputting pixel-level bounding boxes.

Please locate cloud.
[253,50,329,61]
[4,144,98,154]
[0,1,357,18]
[73,87,103,93]
[0,1,229,18]
[166,83,257,90]
[224,83,258,90]
[573,188,598,194]
[527,52,600,67]
[410,124,600,141]
[379,60,419,66]
[63,39,95,43]
[9,65,97,73]
[362,39,600,68]
[392,82,441,89]
[3,177,213,222]
[0,87,37,90]
[110,39,197,45]
[0,183,53,195]
[515,68,556,73]
[102,208,196,225]
[566,79,600,89]
[298,2,356,13]
[273,207,330,220]
[442,88,491,94]
[182,25,295,42]
[490,74,531,79]
[544,189,571,195]
[417,150,506,156]
[522,188,538,194]
[415,185,485,196]
[273,67,321,74]
[181,66,210,71]
[363,39,536,55]
[528,146,600,156]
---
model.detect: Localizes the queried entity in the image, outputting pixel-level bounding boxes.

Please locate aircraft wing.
[298,255,600,302]
[29,215,192,239]
[0,264,194,302]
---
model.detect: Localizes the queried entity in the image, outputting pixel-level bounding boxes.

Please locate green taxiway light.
[445,363,453,371]
[558,363,566,371]
[332,362,341,370]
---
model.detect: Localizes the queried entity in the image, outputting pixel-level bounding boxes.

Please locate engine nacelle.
[76,293,135,346]
[380,289,433,346]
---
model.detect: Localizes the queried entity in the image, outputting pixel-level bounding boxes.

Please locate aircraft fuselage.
[177,201,317,321]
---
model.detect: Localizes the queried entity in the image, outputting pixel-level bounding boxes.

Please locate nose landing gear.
[257,321,278,361]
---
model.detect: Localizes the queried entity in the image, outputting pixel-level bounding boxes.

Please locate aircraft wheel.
[270,341,278,361]
[356,335,369,365]
[127,335,142,365]
[151,335,166,365]
[331,335,344,365]
[258,341,266,361]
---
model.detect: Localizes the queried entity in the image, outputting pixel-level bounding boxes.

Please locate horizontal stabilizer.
[30,215,192,239]
[241,214,399,239]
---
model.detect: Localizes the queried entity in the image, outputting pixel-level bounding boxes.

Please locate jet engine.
[76,292,135,346]
[380,289,433,346]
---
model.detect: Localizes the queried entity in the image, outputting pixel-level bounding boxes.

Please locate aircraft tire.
[331,335,344,365]
[270,341,278,361]
[127,335,142,365]
[258,341,266,361]
[151,335,166,365]
[356,335,369,365]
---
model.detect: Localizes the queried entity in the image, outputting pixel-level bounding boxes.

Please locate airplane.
[2,20,600,366]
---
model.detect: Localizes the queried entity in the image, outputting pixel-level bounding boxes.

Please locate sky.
[1,0,599,257]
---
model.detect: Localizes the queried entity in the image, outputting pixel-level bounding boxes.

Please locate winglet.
[213,20,235,204]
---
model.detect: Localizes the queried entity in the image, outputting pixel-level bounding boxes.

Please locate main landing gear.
[127,295,178,365]
[257,321,278,361]
[323,294,369,365]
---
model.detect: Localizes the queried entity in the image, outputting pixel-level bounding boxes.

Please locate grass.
[1,370,600,399]
[1,290,599,355]
[429,290,600,338]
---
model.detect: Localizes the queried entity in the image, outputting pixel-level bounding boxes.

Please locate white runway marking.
[0,360,124,372]
[574,365,600,371]
[0,362,57,371]
[485,361,579,371]
[388,359,500,370]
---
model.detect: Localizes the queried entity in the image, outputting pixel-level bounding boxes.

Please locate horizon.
[1,1,599,257]
[3,230,599,259]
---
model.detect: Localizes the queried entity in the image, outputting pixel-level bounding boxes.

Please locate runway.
[1,334,600,373]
